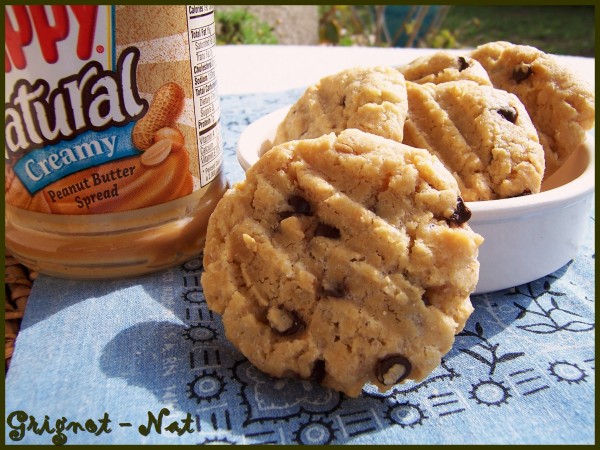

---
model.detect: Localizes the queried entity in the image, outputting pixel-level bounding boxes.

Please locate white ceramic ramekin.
[237,107,595,294]
[467,136,594,293]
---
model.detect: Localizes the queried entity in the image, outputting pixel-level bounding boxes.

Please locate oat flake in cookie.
[272,66,408,146]
[201,129,483,397]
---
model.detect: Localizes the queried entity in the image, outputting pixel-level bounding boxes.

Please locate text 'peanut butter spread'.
[5,5,227,278]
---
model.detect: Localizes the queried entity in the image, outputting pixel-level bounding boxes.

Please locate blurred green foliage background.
[216,5,594,57]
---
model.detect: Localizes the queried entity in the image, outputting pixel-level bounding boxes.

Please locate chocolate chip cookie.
[398,51,492,86]
[202,128,483,397]
[471,41,595,177]
[272,66,408,146]
[403,80,545,201]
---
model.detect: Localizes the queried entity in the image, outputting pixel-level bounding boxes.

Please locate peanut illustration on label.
[132,82,185,152]
[5,5,218,220]
[154,127,185,152]
[140,139,173,167]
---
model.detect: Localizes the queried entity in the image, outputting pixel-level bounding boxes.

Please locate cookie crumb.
[267,307,305,336]
[242,233,258,252]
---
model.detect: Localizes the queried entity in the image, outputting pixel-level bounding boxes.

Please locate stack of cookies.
[201,41,594,397]
[400,41,594,186]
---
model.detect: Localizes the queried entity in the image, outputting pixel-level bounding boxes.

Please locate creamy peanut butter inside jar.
[5,5,227,278]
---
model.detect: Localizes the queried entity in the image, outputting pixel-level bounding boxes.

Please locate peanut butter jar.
[5,5,227,278]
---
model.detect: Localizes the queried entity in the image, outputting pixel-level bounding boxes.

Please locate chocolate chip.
[314,223,341,239]
[510,188,532,198]
[279,195,313,220]
[321,283,346,298]
[376,354,412,385]
[446,196,471,226]
[422,293,431,306]
[496,106,518,123]
[512,63,534,83]
[308,359,326,384]
[282,312,305,336]
[339,95,346,107]
[278,211,294,220]
[457,56,470,72]
[287,195,313,216]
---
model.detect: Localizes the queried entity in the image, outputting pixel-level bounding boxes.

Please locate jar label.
[5,5,223,214]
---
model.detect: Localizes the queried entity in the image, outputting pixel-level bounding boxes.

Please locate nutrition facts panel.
[186,5,223,187]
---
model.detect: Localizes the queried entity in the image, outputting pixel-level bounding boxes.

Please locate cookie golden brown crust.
[471,41,595,178]
[202,129,483,397]
[403,80,545,201]
[272,66,408,146]
[398,51,492,86]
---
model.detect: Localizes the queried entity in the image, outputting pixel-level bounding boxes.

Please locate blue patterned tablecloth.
[5,90,595,445]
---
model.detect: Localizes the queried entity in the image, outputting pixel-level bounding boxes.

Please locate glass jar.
[5,5,227,278]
